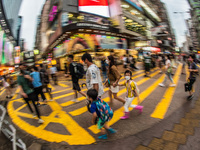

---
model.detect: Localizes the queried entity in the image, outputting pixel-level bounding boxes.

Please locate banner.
[79,0,110,17]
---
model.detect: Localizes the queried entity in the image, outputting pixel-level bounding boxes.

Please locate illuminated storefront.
[123,16,146,36]
[0,26,14,66]
[52,33,127,66]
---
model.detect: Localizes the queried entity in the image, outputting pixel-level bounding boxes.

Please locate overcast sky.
[161,0,190,47]
[19,0,190,50]
[19,0,45,50]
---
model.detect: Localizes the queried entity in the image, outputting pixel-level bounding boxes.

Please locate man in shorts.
[144,53,151,77]
[68,55,86,102]
[187,55,199,100]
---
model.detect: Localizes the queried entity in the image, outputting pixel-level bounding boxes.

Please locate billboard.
[79,0,110,17]
[66,34,127,52]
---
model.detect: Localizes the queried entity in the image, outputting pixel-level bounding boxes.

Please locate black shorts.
[188,78,196,91]
[73,82,81,91]
[145,64,150,72]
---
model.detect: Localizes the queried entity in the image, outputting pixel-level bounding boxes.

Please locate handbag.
[104,79,110,87]
[184,83,189,92]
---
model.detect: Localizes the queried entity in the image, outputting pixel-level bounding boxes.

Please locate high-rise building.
[0,0,22,66]
[187,0,200,50]
[1,0,22,40]
[148,0,176,49]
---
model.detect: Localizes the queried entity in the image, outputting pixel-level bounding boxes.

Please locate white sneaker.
[170,84,176,87]
[72,99,78,102]
[159,83,165,87]
[32,113,36,118]
[38,119,44,124]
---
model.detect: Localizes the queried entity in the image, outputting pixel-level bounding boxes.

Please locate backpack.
[73,62,85,79]
[126,57,130,63]
[95,98,113,123]
[102,61,107,72]
[40,71,50,84]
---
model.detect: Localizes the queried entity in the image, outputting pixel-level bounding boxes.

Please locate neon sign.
[49,6,58,21]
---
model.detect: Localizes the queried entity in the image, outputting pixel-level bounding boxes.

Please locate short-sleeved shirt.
[123,57,127,65]
[86,64,104,97]
[123,80,136,98]
[69,62,79,83]
[50,67,57,74]
[189,62,199,79]
[90,101,100,117]
[17,75,33,95]
[30,72,42,88]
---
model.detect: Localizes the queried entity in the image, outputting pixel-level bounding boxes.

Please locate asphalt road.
[0,63,200,150]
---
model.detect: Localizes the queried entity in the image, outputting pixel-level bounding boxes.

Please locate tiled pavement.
[135,97,200,150]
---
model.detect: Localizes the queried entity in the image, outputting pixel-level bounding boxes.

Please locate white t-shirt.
[165,59,171,69]
[86,64,104,97]
[123,57,127,65]
[2,78,9,87]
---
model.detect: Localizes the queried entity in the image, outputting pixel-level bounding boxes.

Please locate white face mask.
[125,76,130,81]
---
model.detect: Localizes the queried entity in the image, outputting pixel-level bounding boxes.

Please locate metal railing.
[0,105,27,150]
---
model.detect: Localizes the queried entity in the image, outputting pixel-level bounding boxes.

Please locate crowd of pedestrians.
[1,52,199,140]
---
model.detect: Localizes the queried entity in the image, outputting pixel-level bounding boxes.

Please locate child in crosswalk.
[86,89,116,139]
[118,70,143,119]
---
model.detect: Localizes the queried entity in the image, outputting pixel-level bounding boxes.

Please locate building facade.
[35,0,175,70]
[1,0,22,40]
[187,0,200,51]
[0,0,22,67]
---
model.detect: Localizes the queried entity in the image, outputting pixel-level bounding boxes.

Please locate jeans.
[34,86,47,102]
[23,92,41,119]
[163,72,174,84]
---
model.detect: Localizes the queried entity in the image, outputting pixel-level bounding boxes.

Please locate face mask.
[188,58,192,62]
[125,76,130,81]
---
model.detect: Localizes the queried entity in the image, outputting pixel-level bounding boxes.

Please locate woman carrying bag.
[106,55,125,104]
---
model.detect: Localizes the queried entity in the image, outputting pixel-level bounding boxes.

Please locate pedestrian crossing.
[151,64,182,119]
[6,64,193,145]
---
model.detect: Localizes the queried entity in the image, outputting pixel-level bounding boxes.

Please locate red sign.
[79,0,110,17]
[151,47,161,52]
[79,0,108,6]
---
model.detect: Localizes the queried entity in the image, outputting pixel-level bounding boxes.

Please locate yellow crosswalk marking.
[15,104,27,112]
[58,82,69,87]
[8,90,96,145]
[151,64,182,119]
[60,69,147,107]
[0,89,5,96]
[51,88,71,94]
[48,84,55,90]
[12,87,20,100]
[0,87,5,91]
[69,69,159,116]
[88,72,165,134]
